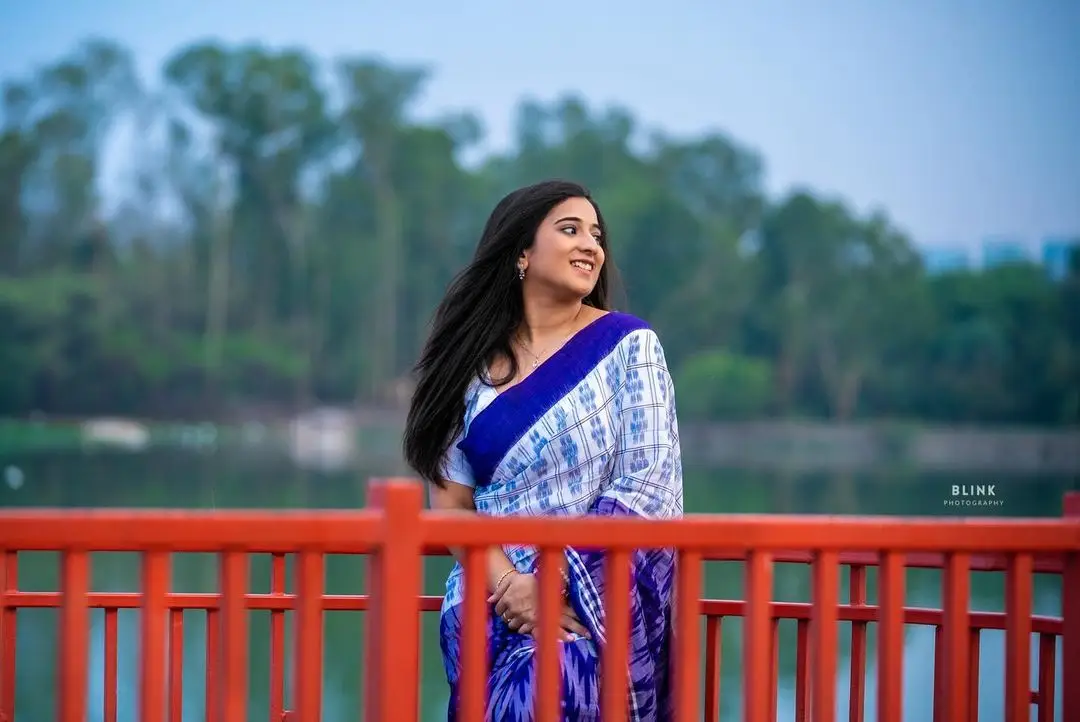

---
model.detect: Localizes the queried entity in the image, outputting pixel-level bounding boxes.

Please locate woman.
[403,180,683,721]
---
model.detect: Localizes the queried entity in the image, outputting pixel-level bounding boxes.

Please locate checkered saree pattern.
[437,313,684,721]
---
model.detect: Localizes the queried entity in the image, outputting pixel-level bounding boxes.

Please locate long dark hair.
[403,180,616,486]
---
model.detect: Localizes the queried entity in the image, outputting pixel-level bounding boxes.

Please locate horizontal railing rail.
[0,483,1077,722]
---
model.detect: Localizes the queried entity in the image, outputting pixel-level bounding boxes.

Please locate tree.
[0,37,1075,428]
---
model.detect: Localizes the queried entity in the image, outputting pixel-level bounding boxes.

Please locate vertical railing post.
[941,553,971,722]
[674,551,704,722]
[59,550,89,722]
[877,552,905,722]
[269,554,288,721]
[218,550,248,722]
[744,551,773,722]
[811,551,838,722]
[141,550,169,722]
[1062,492,1080,722]
[363,479,424,722]
[1005,553,1034,721]
[847,564,868,722]
[0,552,16,722]
[293,549,325,721]
[364,484,387,722]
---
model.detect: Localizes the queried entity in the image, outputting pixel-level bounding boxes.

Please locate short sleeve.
[439,430,476,488]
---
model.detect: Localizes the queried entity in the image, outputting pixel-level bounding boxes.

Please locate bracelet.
[535,558,571,596]
[494,568,517,589]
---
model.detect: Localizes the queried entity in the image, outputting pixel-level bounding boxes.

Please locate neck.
[519,292,584,345]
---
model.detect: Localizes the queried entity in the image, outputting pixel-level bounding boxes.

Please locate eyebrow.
[553,215,601,232]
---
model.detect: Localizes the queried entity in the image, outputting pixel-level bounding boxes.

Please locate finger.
[560,613,590,639]
[507,616,527,632]
[500,604,533,626]
[562,605,588,627]
[527,624,555,642]
[532,621,575,642]
[518,622,534,636]
[502,600,535,621]
[487,574,515,603]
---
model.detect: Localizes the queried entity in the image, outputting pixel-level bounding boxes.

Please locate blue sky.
[2,0,1077,251]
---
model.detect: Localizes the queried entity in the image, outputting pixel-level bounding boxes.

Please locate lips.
[570,260,594,273]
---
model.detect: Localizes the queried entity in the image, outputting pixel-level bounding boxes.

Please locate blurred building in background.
[981,236,1030,269]
[1042,236,1078,281]
[921,247,972,274]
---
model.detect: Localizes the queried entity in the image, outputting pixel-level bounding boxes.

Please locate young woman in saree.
[403,180,684,721]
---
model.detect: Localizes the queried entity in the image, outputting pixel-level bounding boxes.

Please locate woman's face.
[519,196,605,300]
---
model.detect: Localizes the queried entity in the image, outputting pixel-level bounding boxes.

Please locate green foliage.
[676,351,773,420]
[0,38,1076,425]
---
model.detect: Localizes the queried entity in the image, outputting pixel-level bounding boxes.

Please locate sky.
[1,0,1078,252]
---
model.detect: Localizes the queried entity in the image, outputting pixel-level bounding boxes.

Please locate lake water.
[0,447,1074,721]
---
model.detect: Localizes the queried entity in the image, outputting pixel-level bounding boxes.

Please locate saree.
[438,312,684,721]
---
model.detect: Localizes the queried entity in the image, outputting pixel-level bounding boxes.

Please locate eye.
[561,226,578,236]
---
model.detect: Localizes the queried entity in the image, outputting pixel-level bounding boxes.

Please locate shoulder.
[461,376,489,427]
[605,313,668,366]
[594,311,650,347]
[602,310,650,334]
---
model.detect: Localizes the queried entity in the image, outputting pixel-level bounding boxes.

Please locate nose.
[577,237,599,255]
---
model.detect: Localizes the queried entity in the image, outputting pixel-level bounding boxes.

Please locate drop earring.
[518,267,526,280]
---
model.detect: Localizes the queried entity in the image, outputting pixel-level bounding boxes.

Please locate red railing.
[1,481,1078,721]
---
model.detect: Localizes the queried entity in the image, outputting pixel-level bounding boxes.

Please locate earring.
[518,267,526,280]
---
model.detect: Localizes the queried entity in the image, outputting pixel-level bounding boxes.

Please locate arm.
[564,328,682,695]
[428,480,519,593]
[602,327,683,518]
[434,449,580,637]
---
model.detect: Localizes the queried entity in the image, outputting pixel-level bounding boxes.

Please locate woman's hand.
[489,571,538,632]
[519,604,590,641]
[489,572,590,641]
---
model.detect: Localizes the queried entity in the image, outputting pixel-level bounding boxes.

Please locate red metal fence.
[1,481,1078,722]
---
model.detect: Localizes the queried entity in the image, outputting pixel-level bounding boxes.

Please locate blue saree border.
[458,311,649,488]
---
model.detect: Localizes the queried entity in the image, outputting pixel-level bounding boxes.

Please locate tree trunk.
[203,202,231,404]
[816,338,863,421]
[362,180,401,407]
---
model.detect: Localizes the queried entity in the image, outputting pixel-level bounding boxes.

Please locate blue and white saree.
[438,312,684,721]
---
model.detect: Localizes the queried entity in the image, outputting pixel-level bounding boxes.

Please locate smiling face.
[518,196,606,300]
